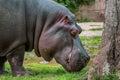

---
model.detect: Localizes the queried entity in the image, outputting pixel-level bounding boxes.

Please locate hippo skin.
[0,0,90,76]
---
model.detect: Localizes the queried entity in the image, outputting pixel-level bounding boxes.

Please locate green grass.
[80,36,101,46]
[1,63,88,80]
[79,17,95,22]
[89,28,103,31]
[92,73,119,80]
[80,36,101,55]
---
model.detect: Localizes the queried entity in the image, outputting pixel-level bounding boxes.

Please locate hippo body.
[0,0,90,76]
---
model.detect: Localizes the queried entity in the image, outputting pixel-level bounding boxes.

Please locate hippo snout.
[66,50,90,72]
[54,46,90,73]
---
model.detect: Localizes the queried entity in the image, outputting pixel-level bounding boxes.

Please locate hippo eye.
[64,16,72,25]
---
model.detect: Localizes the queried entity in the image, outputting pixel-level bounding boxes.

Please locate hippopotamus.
[0,0,90,76]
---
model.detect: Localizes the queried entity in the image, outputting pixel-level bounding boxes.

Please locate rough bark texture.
[87,0,120,79]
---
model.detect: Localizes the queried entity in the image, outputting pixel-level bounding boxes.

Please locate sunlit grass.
[92,73,119,80]
[1,62,88,80]
[80,36,101,46]
[80,36,101,55]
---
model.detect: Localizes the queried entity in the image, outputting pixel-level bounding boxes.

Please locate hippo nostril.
[66,58,70,64]
[84,56,90,63]
[67,53,72,64]
[82,56,90,64]
[87,56,90,61]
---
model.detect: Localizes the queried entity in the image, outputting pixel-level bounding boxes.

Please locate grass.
[80,36,101,55]
[80,36,101,46]
[92,73,119,80]
[79,17,95,22]
[89,28,103,31]
[1,62,88,80]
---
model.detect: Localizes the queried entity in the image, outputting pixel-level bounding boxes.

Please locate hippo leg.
[7,45,31,76]
[0,56,8,74]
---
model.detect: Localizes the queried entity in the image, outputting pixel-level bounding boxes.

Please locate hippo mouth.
[54,38,90,72]
[65,40,87,72]
[54,43,90,72]
[64,50,90,72]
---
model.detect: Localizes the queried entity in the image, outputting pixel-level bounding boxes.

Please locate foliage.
[54,0,95,13]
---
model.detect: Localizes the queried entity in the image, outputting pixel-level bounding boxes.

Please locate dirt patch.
[78,22,103,36]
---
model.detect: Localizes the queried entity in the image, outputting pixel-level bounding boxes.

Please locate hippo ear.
[64,16,71,25]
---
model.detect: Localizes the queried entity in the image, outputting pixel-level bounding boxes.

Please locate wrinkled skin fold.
[0,0,90,76]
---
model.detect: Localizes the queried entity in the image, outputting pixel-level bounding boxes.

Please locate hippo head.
[37,10,90,72]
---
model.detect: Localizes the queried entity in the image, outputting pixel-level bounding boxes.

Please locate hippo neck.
[25,0,48,56]
[24,0,40,53]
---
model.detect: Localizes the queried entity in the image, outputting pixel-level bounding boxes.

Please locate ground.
[79,22,103,36]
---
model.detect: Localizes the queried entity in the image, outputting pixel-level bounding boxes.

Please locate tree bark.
[87,0,120,79]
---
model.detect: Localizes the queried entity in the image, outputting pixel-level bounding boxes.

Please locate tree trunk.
[87,0,120,79]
